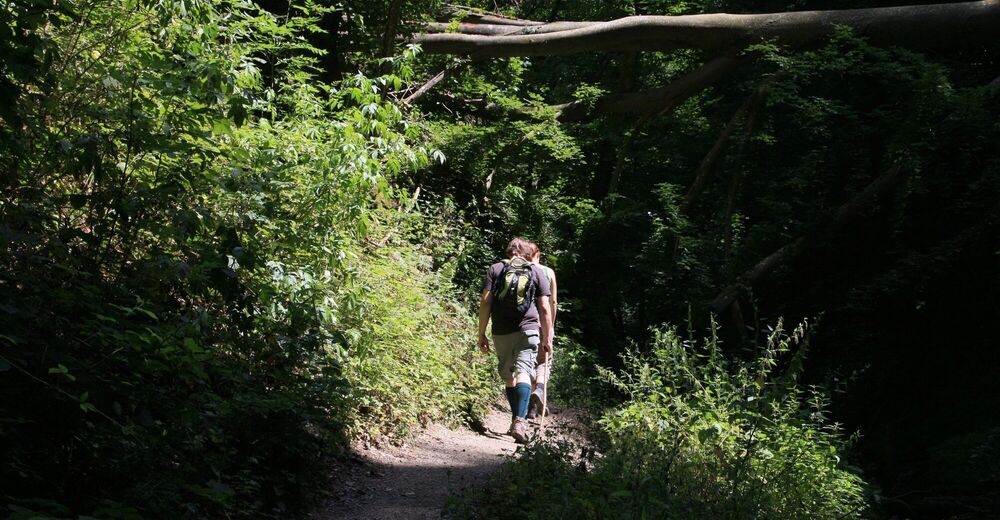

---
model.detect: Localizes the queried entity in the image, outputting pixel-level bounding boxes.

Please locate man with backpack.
[478,237,553,443]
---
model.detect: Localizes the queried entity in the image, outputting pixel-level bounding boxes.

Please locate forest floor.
[314,402,589,520]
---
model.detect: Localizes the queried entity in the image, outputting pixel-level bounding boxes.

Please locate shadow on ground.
[315,407,588,520]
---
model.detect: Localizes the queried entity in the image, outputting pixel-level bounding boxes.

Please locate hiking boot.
[511,417,529,444]
[526,393,543,419]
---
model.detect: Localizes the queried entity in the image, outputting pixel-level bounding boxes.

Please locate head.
[528,242,541,263]
[505,237,534,260]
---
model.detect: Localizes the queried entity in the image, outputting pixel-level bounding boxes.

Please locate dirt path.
[315,406,585,520]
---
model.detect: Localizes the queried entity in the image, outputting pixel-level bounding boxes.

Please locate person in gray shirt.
[478,237,552,443]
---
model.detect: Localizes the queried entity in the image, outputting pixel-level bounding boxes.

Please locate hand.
[478,335,490,354]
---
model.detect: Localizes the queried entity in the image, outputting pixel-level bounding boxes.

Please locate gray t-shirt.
[483,260,551,336]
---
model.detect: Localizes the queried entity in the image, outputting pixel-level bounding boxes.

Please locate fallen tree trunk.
[414,1,1000,57]
[419,20,592,36]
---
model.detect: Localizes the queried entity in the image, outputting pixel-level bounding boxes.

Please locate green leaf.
[212,118,232,135]
[48,364,76,381]
[183,337,204,353]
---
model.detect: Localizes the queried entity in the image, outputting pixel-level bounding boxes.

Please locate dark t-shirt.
[483,260,551,335]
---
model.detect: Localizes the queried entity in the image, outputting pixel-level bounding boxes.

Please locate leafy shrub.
[340,210,496,442]
[0,1,489,518]
[449,319,869,519]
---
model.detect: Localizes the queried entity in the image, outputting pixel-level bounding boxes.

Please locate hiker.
[478,237,553,443]
[527,242,557,419]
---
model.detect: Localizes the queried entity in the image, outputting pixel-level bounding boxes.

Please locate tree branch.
[402,57,480,105]
[556,53,745,122]
[414,2,1000,57]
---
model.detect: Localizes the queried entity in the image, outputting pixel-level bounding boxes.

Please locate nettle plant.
[595,318,869,519]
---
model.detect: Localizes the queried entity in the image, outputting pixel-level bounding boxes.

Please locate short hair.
[528,241,541,259]
[505,237,533,259]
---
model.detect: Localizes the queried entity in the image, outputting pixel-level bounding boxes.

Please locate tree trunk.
[381,0,405,59]
[414,2,1000,57]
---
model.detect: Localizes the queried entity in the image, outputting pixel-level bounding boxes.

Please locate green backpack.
[491,258,537,316]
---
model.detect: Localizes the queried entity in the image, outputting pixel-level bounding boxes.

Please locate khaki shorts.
[493,330,539,381]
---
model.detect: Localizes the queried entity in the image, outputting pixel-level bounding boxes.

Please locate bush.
[448,319,870,519]
[0,1,491,517]
[340,210,496,442]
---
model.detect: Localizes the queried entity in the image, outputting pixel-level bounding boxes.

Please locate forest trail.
[315,406,586,520]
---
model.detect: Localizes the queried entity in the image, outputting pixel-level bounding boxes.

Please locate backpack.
[491,258,537,316]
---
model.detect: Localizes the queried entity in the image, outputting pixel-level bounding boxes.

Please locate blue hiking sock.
[505,386,519,418]
[514,383,532,418]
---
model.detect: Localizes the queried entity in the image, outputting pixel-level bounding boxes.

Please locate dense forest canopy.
[2,0,998,518]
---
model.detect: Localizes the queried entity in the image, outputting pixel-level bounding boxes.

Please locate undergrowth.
[0,1,492,517]
[342,212,495,443]
[448,319,870,519]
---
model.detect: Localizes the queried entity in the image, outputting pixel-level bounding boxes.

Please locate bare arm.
[478,289,492,353]
[537,295,552,355]
[549,270,558,340]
